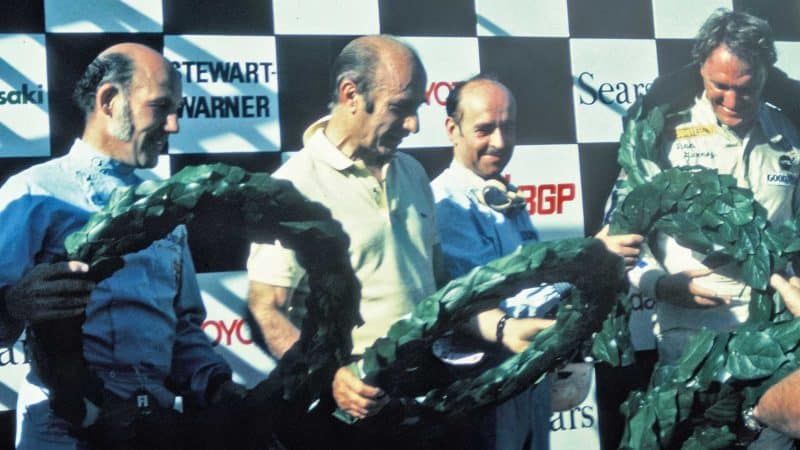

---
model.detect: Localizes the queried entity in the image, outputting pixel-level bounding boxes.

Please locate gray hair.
[691,8,777,69]
[328,36,424,113]
[72,52,135,116]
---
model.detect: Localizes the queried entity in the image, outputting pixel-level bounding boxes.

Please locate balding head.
[76,42,182,168]
[445,75,517,179]
[329,35,426,112]
[73,43,177,117]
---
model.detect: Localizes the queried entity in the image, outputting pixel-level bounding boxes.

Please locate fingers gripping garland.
[611,104,800,449]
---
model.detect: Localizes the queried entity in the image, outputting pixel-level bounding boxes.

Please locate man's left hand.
[595,225,643,268]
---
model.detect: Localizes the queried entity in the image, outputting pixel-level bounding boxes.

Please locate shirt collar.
[303,116,392,175]
[694,94,781,142]
[448,160,491,190]
[68,138,137,177]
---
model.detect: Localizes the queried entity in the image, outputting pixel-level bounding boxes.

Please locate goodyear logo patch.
[674,124,716,139]
[766,173,798,186]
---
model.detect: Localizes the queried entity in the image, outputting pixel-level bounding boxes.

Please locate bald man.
[0,43,241,449]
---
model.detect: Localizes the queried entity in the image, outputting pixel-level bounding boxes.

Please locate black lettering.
[196,62,209,83]
[229,63,244,83]
[581,405,595,428]
[577,71,597,105]
[245,62,258,83]
[550,411,568,431]
[598,82,615,104]
[208,62,231,83]
[615,81,631,104]
[179,95,271,118]
[256,96,269,117]
[0,347,18,366]
[181,61,196,83]
[211,96,226,118]
[260,62,273,83]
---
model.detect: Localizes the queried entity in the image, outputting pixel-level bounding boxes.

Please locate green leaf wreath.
[66,162,633,430]
[609,103,800,449]
[355,237,626,422]
[65,163,362,420]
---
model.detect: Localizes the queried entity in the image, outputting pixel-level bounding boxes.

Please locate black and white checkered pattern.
[2,1,799,271]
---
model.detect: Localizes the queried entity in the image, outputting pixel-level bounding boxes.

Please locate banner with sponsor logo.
[504,145,584,241]
[571,39,659,143]
[399,37,480,149]
[0,34,49,158]
[165,35,281,153]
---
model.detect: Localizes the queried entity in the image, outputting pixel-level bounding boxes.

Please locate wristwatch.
[742,406,764,432]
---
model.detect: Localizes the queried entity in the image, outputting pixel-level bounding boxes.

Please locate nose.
[722,89,738,110]
[403,113,419,134]
[490,127,507,149]
[164,113,179,133]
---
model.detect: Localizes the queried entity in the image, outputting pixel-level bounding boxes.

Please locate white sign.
[198,271,275,387]
[272,0,379,35]
[165,35,281,153]
[652,0,732,39]
[550,365,601,450]
[0,34,50,158]
[401,37,481,149]
[504,145,584,241]
[570,39,659,143]
[476,0,569,37]
[776,42,800,80]
[44,0,163,32]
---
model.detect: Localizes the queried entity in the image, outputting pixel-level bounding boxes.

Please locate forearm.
[247,282,299,359]
[756,368,800,438]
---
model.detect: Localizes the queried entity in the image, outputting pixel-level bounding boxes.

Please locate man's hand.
[502,317,556,353]
[594,225,644,268]
[770,274,800,317]
[332,366,389,419]
[5,261,95,322]
[655,269,730,308]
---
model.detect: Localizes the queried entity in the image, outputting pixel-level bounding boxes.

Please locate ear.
[338,78,359,112]
[445,116,460,144]
[96,83,120,118]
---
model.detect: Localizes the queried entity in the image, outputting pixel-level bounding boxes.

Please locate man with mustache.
[432,75,643,450]
[0,43,241,449]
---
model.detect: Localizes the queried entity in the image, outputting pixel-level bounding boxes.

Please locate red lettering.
[424,81,454,106]
[235,320,253,345]
[517,183,577,215]
[202,319,254,346]
[219,320,237,346]
[202,320,222,346]
[557,184,575,213]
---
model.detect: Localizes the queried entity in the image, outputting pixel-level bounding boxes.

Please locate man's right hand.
[655,269,730,308]
[332,366,389,419]
[5,261,95,322]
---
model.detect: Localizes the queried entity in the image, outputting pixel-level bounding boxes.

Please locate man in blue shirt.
[432,75,643,449]
[0,43,240,449]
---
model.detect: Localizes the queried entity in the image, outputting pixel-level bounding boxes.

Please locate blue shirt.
[0,140,229,415]
[431,162,539,278]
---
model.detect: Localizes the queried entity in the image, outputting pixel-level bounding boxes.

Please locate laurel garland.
[65,163,362,419]
[610,103,800,449]
[346,237,627,422]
